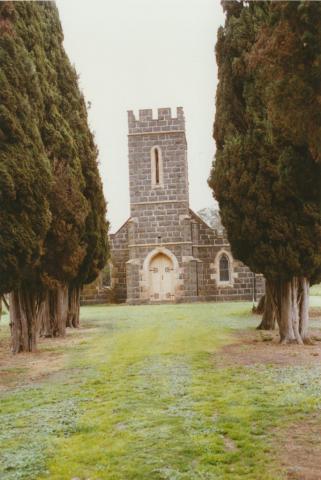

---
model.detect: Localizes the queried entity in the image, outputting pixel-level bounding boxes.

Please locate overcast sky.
[56,0,225,232]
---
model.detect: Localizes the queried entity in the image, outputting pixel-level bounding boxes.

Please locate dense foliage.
[36,2,108,292]
[209,0,321,284]
[0,2,52,294]
[38,2,90,289]
[0,1,108,351]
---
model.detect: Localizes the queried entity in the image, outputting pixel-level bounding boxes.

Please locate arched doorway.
[149,253,175,301]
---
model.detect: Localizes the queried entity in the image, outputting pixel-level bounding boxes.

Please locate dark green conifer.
[209,1,321,343]
[0,1,52,351]
[36,2,109,334]
[0,1,108,350]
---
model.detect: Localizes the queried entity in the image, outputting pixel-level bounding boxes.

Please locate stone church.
[110,107,263,304]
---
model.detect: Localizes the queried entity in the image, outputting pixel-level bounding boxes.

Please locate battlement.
[128,107,185,135]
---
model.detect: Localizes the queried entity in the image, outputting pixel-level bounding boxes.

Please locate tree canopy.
[0,1,109,351]
[210,0,321,283]
[0,1,52,295]
[209,0,321,343]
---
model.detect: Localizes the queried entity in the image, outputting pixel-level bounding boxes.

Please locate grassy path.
[1,303,321,479]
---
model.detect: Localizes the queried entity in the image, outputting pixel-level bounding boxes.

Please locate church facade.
[110,107,264,304]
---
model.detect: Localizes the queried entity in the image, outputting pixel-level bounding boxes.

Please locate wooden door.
[149,253,174,301]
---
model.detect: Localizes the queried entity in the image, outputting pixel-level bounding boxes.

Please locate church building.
[110,107,263,304]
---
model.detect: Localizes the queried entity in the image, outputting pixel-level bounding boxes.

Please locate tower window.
[219,254,230,282]
[155,148,160,184]
[151,146,163,187]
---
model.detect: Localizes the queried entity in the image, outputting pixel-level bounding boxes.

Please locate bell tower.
[127,107,190,245]
[125,107,196,303]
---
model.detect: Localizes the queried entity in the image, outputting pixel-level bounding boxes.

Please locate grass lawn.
[1,302,321,480]
[310,283,321,297]
[310,283,321,307]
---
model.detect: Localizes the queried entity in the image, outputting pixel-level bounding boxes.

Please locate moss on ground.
[0,302,321,479]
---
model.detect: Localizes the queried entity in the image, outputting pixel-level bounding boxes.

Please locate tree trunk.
[67,285,81,328]
[0,295,9,320]
[2,294,9,310]
[51,286,68,337]
[275,277,310,344]
[38,287,68,337]
[38,291,51,337]
[299,277,310,343]
[253,294,265,315]
[10,289,38,353]
[257,280,276,330]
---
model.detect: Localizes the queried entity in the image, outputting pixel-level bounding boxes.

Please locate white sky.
[56,0,225,232]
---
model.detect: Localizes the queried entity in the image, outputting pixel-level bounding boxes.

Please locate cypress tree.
[209,1,321,344]
[67,136,109,328]
[35,2,90,337]
[54,46,109,327]
[0,2,52,352]
[36,2,108,334]
[1,2,108,350]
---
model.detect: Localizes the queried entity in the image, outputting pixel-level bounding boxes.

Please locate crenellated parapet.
[128,107,185,135]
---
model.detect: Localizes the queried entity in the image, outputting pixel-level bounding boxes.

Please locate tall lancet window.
[155,148,160,184]
[219,254,230,282]
[151,146,163,187]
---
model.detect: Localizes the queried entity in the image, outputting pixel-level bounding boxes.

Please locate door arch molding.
[143,247,179,301]
[143,247,179,272]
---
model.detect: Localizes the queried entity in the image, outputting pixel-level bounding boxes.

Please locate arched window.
[219,254,230,282]
[151,146,163,187]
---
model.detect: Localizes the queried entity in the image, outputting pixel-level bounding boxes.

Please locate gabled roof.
[109,217,131,237]
[189,208,214,230]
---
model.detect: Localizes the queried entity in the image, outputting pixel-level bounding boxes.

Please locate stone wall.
[126,107,193,303]
[81,274,114,305]
[110,220,129,303]
[128,107,189,247]
[189,210,265,301]
[109,106,264,305]
[110,210,264,304]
